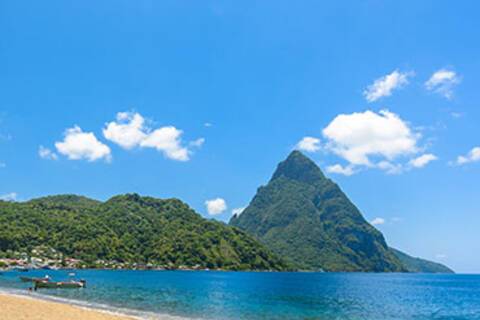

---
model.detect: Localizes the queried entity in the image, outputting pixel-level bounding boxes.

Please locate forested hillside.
[230,151,405,272]
[391,248,453,273]
[0,194,289,271]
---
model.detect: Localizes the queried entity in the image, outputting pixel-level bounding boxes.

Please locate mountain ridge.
[391,248,454,273]
[0,194,289,271]
[230,151,453,273]
[0,152,453,273]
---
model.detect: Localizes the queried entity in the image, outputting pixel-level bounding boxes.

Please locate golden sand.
[0,293,135,320]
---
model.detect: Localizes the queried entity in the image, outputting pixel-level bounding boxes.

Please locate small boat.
[34,279,86,289]
[20,275,50,283]
[14,267,29,272]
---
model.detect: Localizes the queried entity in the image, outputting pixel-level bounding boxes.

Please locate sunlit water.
[1,270,479,319]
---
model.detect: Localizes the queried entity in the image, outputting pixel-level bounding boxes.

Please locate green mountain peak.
[231,151,453,273]
[231,151,405,272]
[271,150,325,184]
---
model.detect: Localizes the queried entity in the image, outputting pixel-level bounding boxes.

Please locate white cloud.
[370,217,385,226]
[376,161,403,175]
[326,164,355,176]
[425,69,460,99]
[103,111,200,161]
[232,207,246,217]
[435,253,447,260]
[296,136,321,152]
[364,70,413,102]
[140,126,190,161]
[456,147,480,165]
[38,145,58,160]
[190,138,205,148]
[55,126,111,162]
[370,217,402,225]
[0,192,17,202]
[103,112,147,149]
[323,110,419,167]
[409,153,437,168]
[205,198,227,215]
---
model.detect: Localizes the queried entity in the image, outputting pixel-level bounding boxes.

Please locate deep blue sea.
[1,270,479,320]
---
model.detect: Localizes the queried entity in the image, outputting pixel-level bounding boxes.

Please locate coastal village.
[0,246,81,270]
[0,245,208,271]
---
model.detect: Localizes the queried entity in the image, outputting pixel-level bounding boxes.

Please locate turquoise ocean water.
[1,270,479,319]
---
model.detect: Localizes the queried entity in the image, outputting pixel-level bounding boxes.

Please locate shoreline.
[0,287,194,320]
[0,292,137,320]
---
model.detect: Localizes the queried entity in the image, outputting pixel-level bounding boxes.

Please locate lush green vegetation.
[390,248,454,273]
[230,151,406,272]
[0,152,453,273]
[0,194,289,271]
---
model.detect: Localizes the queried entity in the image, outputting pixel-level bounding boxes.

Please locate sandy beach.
[0,293,135,320]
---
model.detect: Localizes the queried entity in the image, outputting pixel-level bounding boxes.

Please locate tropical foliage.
[230,151,406,272]
[390,248,453,273]
[0,194,289,271]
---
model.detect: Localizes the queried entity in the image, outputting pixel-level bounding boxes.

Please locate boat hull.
[20,276,50,282]
[34,280,85,289]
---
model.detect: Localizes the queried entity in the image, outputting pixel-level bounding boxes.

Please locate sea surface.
[1,270,479,320]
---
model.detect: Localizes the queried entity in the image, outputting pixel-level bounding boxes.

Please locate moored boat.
[34,279,86,289]
[20,275,50,282]
[13,267,29,272]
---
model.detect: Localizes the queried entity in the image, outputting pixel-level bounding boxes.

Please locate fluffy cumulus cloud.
[323,110,418,167]
[364,70,413,102]
[103,112,147,149]
[409,153,438,168]
[103,112,200,161]
[0,192,17,202]
[456,147,480,165]
[140,126,189,161]
[232,207,246,217]
[326,164,355,176]
[205,198,227,215]
[38,145,58,160]
[425,69,460,99]
[320,110,438,175]
[296,136,321,152]
[370,217,385,226]
[55,126,111,162]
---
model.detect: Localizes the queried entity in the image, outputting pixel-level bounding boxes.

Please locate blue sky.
[1,1,479,272]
